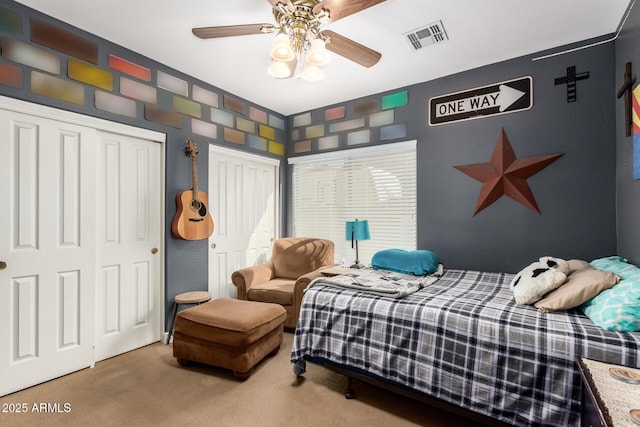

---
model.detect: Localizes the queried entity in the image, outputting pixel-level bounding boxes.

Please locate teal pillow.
[371,249,440,276]
[580,256,640,331]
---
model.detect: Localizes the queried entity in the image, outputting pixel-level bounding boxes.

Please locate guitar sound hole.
[190,199,202,212]
[190,199,208,217]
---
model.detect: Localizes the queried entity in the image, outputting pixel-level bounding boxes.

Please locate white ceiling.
[14,0,633,116]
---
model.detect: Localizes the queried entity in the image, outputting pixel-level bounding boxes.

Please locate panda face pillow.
[510,257,570,305]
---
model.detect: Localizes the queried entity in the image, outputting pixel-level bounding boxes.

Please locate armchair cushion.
[247,278,295,305]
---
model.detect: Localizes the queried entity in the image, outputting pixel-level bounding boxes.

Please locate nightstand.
[576,357,640,427]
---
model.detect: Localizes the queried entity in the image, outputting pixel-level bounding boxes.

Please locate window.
[289,140,417,266]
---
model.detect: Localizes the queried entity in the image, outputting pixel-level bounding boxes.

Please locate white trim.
[0,95,165,143]
[211,144,281,167]
[288,140,417,165]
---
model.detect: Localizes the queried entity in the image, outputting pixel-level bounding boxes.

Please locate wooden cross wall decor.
[617,62,635,137]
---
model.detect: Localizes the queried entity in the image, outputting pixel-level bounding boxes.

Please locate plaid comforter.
[291,269,640,427]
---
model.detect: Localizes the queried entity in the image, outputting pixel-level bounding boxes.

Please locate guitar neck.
[191,154,200,201]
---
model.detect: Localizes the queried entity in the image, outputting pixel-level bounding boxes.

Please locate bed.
[290,266,640,427]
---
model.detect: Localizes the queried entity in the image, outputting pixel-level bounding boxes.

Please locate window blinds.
[289,140,417,266]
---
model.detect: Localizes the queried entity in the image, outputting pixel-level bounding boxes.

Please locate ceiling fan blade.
[322,30,381,68]
[192,24,274,39]
[313,0,386,24]
[267,0,295,12]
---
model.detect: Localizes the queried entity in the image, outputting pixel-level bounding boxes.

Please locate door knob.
[211,243,216,249]
[0,261,6,270]
[151,248,158,254]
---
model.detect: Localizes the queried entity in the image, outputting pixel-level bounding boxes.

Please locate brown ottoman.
[172,298,286,379]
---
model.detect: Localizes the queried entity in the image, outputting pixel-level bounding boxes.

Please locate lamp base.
[350,262,365,269]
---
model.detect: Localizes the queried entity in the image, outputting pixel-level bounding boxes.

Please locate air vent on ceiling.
[403,20,448,51]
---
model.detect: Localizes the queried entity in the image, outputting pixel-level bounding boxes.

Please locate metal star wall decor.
[454,128,563,216]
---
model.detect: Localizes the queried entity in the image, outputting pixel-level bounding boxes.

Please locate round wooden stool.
[167,291,212,344]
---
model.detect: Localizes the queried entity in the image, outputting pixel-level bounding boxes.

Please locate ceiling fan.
[192,0,386,81]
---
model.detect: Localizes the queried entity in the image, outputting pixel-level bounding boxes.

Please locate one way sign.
[429,76,532,126]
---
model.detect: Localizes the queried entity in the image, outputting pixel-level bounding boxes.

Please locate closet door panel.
[94,132,162,361]
[0,111,97,396]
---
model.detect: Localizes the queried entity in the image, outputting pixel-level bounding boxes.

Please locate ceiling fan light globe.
[268,60,292,78]
[271,47,295,62]
[271,33,295,62]
[301,64,324,82]
[273,32,289,44]
[306,38,330,66]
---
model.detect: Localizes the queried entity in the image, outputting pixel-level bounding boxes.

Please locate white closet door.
[94,131,162,361]
[0,96,164,396]
[0,111,97,396]
[208,146,279,299]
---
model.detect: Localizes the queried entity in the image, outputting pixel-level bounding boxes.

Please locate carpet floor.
[0,332,483,427]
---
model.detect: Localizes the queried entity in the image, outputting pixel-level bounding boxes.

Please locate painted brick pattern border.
[0,5,286,156]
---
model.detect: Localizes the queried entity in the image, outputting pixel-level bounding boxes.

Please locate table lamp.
[345,219,370,269]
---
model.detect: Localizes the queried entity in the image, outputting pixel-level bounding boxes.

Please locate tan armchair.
[231,237,335,328]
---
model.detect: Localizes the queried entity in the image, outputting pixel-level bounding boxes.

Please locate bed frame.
[312,357,511,427]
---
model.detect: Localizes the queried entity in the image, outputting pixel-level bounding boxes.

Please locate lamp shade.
[345,220,370,241]
[270,32,295,62]
[306,38,330,66]
[267,60,292,79]
[301,64,324,82]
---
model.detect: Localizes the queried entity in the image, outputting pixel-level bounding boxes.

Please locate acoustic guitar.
[171,140,214,240]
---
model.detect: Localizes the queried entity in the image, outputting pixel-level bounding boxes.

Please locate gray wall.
[287,39,618,273]
[616,3,640,264]
[416,44,617,273]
